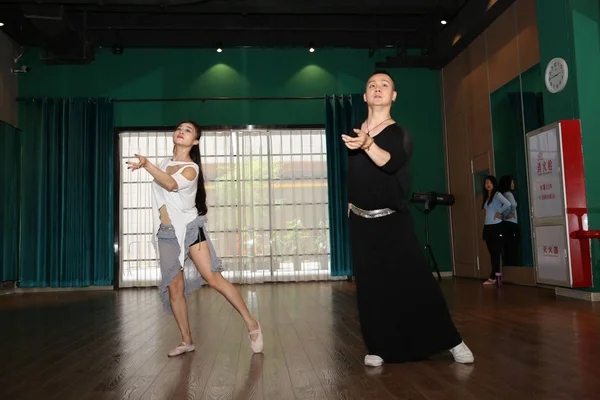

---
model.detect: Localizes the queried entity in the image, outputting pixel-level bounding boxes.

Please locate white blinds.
[119,127,339,287]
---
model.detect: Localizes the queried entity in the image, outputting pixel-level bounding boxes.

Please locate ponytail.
[190,143,208,215]
[178,120,207,215]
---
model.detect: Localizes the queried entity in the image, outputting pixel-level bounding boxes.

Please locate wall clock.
[545,57,568,94]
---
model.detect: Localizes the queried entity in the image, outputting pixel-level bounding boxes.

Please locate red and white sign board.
[526,120,592,288]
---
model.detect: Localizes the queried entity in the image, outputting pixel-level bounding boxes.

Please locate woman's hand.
[130,156,177,191]
[126,154,148,171]
[341,129,372,150]
[495,212,503,220]
[507,213,515,219]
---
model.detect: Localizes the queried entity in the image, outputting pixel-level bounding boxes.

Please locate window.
[118,127,337,287]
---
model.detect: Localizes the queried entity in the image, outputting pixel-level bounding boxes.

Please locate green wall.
[537,0,600,290]
[17,47,452,273]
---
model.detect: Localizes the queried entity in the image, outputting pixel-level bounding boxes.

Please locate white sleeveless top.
[151,159,200,266]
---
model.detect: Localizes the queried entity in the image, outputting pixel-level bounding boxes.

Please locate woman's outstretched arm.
[127,154,178,191]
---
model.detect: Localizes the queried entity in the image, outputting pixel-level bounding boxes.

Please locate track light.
[308,42,315,52]
[309,47,315,53]
[112,44,124,55]
[216,42,223,52]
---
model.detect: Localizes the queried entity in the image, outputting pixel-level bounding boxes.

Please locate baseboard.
[0,281,17,296]
[0,281,16,289]
[502,267,537,286]
[555,287,600,302]
[13,286,114,294]
[6,275,453,292]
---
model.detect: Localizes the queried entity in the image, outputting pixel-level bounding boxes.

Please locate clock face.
[545,58,569,93]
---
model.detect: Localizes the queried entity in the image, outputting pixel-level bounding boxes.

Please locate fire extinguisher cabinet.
[526,120,593,288]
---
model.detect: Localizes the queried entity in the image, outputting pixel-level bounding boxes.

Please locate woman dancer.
[341,71,474,367]
[127,121,263,357]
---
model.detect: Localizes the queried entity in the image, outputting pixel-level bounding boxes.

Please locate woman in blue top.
[482,175,511,286]
[499,175,519,266]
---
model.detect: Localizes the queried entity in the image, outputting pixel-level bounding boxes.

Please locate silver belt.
[350,204,396,219]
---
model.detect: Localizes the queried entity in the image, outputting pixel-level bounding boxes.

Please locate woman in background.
[499,175,519,266]
[482,175,511,286]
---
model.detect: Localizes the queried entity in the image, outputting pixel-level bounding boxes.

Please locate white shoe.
[364,354,384,367]
[167,342,195,357]
[449,341,474,364]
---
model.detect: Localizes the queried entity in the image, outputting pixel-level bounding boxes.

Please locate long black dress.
[348,123,462,363]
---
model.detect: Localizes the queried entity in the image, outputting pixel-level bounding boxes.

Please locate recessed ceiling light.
[309,47,315,53]
[441,20,447,25]
[0,22,5,27]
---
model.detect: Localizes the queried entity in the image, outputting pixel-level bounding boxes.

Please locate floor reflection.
[235,354,264,400]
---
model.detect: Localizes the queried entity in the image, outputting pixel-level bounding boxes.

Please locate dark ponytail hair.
[177,120,207,215]
[498,175,513,194]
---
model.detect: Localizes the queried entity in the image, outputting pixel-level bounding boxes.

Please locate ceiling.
[0,0,515,69]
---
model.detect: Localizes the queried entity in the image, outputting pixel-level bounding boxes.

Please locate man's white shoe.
[364,354,384,367]
[449,341,474,364]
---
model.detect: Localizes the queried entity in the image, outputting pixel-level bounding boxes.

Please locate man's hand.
[342,129,372,150]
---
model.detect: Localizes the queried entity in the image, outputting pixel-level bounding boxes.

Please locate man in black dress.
[342,71,475,367]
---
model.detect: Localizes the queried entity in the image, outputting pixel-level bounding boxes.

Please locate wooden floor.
[1,279,599,400]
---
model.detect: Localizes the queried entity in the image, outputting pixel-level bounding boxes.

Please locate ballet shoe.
[168,342,195,357]
[248,321,263,353]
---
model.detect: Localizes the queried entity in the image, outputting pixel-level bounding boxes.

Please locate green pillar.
[537,0,600,291]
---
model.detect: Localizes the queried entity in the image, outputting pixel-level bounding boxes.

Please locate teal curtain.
[19,98,114,287]
[325,94,366,277]
[1,121,21,281]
